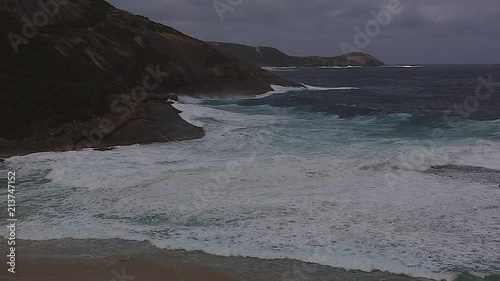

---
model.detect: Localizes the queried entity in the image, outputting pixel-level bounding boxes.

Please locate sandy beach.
[1,256,236,281]
[0,238,434,281]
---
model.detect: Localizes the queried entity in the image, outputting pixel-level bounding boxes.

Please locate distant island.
[211,42,384,67]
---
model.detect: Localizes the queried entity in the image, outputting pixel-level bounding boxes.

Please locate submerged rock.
[455,273,500,281]
[93,147,115,152]
[426,165,500,186]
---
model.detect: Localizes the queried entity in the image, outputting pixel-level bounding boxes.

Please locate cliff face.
[211,42,385,67]
[0,0,300,157]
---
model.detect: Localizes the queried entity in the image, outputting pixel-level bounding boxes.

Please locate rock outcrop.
[0,0,300,157]
[211,42,385,67]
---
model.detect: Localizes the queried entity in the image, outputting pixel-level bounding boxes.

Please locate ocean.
[1,65,500,280]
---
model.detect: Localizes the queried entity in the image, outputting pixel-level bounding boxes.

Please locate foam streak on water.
[3,65,500,280]
[1,98,499,281]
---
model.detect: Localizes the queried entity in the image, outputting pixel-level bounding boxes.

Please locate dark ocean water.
[268,65,500,120]
[1,65,499,281]
[204,65,500,142]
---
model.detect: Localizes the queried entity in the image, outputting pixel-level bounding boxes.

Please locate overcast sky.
[108,0,500,64]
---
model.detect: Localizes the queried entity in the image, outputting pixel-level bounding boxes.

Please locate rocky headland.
[211,42,384,67]
[0,0,300,158]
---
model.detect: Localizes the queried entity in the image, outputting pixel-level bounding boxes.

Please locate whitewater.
[1,65,499,281]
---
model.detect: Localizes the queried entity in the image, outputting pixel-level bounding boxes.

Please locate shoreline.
[0,84,309,160]
[2,255,236,281]
[0,100,205,160]
[0,238,441,281]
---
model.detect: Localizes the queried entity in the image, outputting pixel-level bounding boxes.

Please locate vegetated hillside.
[211,42,385,67]
[0,0,299,156]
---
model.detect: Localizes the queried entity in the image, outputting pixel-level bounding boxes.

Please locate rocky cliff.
[0,0,300,157]
[211,42,384,67]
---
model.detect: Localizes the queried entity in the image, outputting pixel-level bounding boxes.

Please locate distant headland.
[210,42,385,67]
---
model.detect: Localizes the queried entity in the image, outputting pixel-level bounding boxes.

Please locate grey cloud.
[108,0,500,64]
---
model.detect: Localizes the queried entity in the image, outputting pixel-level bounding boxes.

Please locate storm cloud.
[108,0,500,64]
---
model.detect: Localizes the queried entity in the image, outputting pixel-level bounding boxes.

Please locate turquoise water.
[1,66,500,280]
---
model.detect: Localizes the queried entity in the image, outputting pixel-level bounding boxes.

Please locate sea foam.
[3,103,499,281]
[3,82,500,281]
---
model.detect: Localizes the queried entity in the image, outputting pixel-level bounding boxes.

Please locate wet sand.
[0,238,436,281]
[1,256,235,281]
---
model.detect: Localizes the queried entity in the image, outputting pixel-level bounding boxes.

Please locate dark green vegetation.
[211,42,384,67]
